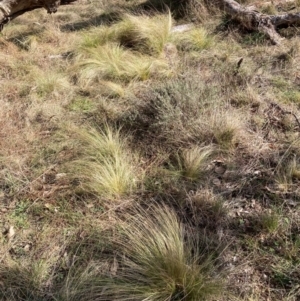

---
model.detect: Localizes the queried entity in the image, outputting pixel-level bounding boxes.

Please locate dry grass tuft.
[59,204,224,301]
[173,27,213,52]
[71,125,142,200]
[177,145,214,180]
[75,13,174,85]
[101,13,173,56]
[77,43,167,84]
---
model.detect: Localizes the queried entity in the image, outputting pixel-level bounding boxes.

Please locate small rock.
[213,160,227,175]
[24,244,31,252]
[212,178,222,186]
[253,170,261,176]
[7,226,15,240]
[171,24,194,33]
[85,202,94,209]
[55,173,67,180]
[286,199,297,207]
[48,54,64,59]
[44,203,53,210]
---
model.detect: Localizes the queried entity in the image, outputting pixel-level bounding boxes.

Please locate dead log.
[217,0,300,44]
[0,0,77,30]
[271,12,300,27]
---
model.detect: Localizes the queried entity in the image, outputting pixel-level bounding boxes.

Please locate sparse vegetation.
[1,0,300,300]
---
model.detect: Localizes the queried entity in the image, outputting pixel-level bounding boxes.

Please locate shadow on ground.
[60,11,120,32]
[138,0,188,18]
[60,0,190,32]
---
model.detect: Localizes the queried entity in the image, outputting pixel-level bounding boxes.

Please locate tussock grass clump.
[35,72,71,97]
[209,110,244,150]
[120,13,173,55]
[77,43,157,83]
[230,85,261,107]
[79,24,131,49]
[73,126,141,200]
[130,76,247,151]
[260,211,281,234]
[275,155,300,191]
[76,13,173,84]
[133,77,219,146]
[80,13,173,56]
[177,145,214,180]
[60,204,224,301]
[0,261,47,300]
[174,27,213,52]
[77,43,171,85]
[188,189,227,228]
[0,227,66,301]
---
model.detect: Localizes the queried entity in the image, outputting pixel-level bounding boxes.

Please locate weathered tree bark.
[0,0,77,30]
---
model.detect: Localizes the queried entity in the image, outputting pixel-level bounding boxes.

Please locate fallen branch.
[271,12,300,27]
[217,0,300,44]
[0,0,77,30]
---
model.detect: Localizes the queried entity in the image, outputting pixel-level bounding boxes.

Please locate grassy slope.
[0,0,300,300]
